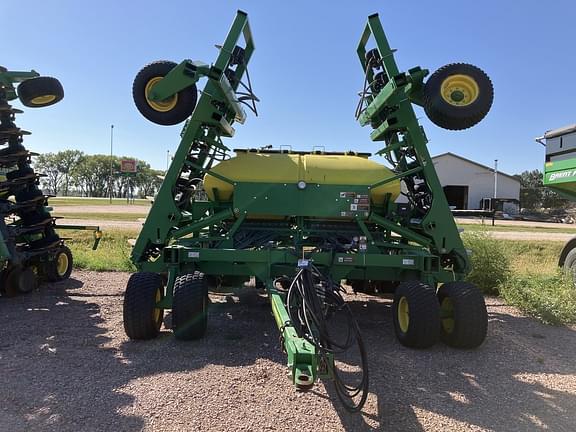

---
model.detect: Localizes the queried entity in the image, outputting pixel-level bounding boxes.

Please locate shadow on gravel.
[2,281,575,432]
[327,298,576,432]
[118,288,288,382]
[0,277,144,432]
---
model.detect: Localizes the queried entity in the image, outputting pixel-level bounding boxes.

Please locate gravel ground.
[1,271,575,432]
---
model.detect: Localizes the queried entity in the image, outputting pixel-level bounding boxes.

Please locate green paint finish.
[233,183,370,218]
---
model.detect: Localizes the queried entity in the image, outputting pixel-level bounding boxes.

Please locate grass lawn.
[57,228,138,272]
[53,212,146,222]
[64,228,565,276]
[459,222,576,234]
[50,197,150,206]
[502,241,564,276]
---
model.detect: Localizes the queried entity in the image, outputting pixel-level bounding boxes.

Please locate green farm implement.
[123,11,493,411]
[539,125,576,273]
[0,67,100,296]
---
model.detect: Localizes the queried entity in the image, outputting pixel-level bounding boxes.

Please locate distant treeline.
[516,169,567,209]
[34,150,163,198]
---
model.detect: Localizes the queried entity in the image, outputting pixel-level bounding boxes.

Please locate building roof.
[431,152,520,183]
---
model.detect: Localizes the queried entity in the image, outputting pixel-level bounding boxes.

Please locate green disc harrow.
[123,11,493,411]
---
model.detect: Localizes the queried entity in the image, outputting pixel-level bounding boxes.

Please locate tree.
[517,170,543,210]
[35,153,63,195]
[71,155,115,197]
[134,163,163,198]
[516,169,568,210]
[55,150,84,196]
[36,150,163,198]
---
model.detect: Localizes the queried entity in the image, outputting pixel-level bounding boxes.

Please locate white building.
[430,152,520,210]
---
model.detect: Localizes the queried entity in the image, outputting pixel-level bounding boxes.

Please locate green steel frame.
[129,11,470,388]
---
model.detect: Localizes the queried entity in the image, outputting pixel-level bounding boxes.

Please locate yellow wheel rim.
[30,95,56,105]
[440,74,479,106]
[153,288,162,323]
[56,252,69,276]
[398,296,410,333]
[144,77,178,112]
[441,297,455,334]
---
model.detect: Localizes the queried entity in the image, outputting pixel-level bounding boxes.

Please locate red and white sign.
[120,159,137,173]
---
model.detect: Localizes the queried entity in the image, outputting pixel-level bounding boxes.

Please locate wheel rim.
[398,296,410,333]
[440,74,479,106]
[153,288,162,323]
[56,252,69,276]
[440,297,455,334]
[145,77,178,112]
[30,95,56,105]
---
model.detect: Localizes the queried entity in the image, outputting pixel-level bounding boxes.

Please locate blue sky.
[2,0,574,175]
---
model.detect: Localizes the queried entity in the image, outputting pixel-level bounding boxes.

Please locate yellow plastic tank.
[203,152,400,204]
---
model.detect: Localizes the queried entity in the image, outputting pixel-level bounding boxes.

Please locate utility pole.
[494,159,498,200]
[166,149,170,171]
[109,124,114,203]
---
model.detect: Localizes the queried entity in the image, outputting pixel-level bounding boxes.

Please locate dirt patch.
[1,271,575,431]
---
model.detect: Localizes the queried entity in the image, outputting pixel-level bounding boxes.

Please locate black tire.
[5,266,38,295]
[392,281,440,348]
[562,247,576,283]
[132,61,197,126]
[423,63,493,130]
[17,77,64,108]
[123,272,164,340]
[172,272,208,340]
[437,282,488,348]
[46,245,73,282]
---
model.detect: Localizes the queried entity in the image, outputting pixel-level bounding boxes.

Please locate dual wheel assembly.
[123,271,208,341]
[392,281,487,349]
[123,273,488,350]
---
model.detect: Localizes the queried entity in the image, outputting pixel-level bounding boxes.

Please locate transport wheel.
[392,281,440,348]
[132,61,198,126]
[4,266,38,296]
[172,271,208,340]
[423,63,493,130]
[437,282,487,348]
[562,248,576,282]
[46,246,73,282]
[123,272,164,340]
[17,77,64,108]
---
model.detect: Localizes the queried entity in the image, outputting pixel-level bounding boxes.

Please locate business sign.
[120,159,137,173]
[544,168,576,185]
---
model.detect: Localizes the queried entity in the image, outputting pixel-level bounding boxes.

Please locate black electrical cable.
[285,263,369,412]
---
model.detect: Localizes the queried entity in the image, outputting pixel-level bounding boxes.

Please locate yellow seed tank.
[203,151,400,204]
